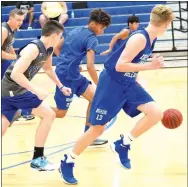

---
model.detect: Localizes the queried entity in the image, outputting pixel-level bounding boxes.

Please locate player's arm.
[42,54,63,88]
[101,29,129,56]
[59,2,68,14]
[116,34,160,72]
[1,27,17,61]
[9,46,16,55]
[86,49,98,85]
[10,44,40,94]
[116,34,163,72]
[54,37,64,56]
[42,54,71,95]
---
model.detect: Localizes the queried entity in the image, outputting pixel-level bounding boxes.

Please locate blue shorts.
[54,75,91,110]
[1,91,42,122]
[1,60,11,79]
[89,70,154,126]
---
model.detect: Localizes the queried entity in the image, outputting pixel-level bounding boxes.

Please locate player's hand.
[150,55,164,70]
[100,48,112,56]
[35,89,48,100]
[11,54,17,60]
[61,86,72,96]
[79,65,83,72]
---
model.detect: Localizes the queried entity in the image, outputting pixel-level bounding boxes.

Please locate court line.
[2,142,75,156]
[2,145,74,171]
[3,115,117,156]
[2,115,117,170]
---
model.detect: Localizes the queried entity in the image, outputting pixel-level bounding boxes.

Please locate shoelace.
[40,156,53,166]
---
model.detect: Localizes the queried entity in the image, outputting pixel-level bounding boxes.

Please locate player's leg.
[112,83,163,169]
[131,101,163,137]
[1,97,18,135]
[10,91,56,171]
[78,77,108,146]
[30,101,57,171]
[53,83,74,118]
[58,13,68,25]
[59,70,126,184]
[2,115,11,136]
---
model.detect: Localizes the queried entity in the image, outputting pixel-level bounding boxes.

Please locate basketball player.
[16,1,34,29]
[101,15,139,55]
[1,8,35,121]
[2,20,71,171]
[59,5,174,184]
[39,2,68,28]
[52,9,111,147]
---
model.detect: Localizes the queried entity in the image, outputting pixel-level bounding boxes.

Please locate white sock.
[123,133,135,145]
[66,151,77,163]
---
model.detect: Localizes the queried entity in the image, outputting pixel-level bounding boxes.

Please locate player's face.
[132,22,139,30]
[158,21,171,36]
[94,23,106,36]
[129,22,139,31]
[10,14,25,29]
[53,32,63,46]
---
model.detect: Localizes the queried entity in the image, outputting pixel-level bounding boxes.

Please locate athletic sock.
[123,133,135,145]
[32,147,44,159]
[66,151,77,163]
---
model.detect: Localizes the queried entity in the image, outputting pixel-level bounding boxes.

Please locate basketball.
[161,109,183,129]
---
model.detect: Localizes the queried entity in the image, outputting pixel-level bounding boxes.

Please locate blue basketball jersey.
[112,28,131,52]
[55,27,98,81]
[104,29,157,84]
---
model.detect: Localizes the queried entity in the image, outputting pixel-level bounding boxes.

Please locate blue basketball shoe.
[111,134,131,169]
[59,154,78,185]
[30,156,58,171]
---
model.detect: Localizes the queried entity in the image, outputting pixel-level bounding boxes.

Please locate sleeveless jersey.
[2,39,53,96]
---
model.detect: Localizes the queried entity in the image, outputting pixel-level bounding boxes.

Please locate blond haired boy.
[59,5,174,184]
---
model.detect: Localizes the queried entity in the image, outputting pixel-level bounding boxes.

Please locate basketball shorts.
[2,91,42,122]
[89,69,154,126]
[54,75,91,110]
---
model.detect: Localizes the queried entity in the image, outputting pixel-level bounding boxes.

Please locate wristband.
[59,85,64,90]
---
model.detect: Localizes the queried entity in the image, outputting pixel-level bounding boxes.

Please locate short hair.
[9,8,25,17]
[89,9,111,27]
[42,20,64,36]
[150,5,174,26]
[127,15,139,25]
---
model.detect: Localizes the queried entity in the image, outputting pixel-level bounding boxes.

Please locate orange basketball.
[161,109,183,129]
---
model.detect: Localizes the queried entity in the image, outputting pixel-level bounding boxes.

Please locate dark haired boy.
[53,9,111,148]
[101,15,140,55]
[2,20,71,171]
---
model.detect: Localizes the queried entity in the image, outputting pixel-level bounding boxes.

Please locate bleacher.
[2,1,188,66]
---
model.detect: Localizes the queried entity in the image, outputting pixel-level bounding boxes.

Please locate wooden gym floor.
[2,65,187,187]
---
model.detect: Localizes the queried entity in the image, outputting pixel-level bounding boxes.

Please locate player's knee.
[148,108,163,123]
[46,110,56,121]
